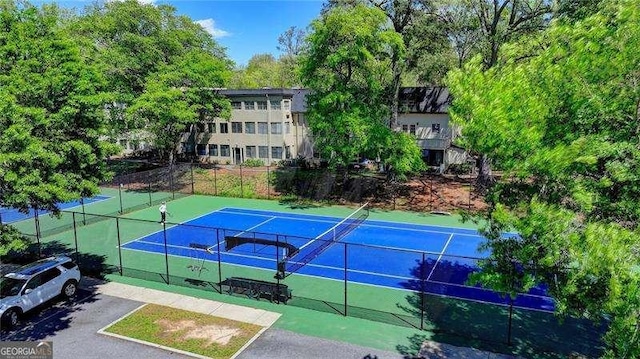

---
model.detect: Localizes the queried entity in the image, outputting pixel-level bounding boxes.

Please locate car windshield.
[0,277,27,298]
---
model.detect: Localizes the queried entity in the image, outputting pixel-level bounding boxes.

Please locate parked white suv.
[1,256,81,329]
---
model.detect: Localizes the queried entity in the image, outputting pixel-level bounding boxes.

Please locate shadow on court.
[395,259,606,359]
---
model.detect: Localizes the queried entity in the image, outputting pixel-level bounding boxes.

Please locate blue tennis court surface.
[122,207,554,311]
[0,195,111,224]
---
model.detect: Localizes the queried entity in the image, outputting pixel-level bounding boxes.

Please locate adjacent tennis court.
[0,195,111,224]
[121,206,554,312]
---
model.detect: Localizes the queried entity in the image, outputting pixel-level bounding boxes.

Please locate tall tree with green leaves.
[301,4,424,179]
[0,1,116,253]
[128,50,231,164]
[447,1,640,356]
[69,0,232,158]
[435,0,553,189]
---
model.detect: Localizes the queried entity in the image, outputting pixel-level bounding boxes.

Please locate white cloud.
[195,18,230,39]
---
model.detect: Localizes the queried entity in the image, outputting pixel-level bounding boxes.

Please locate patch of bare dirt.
[156,319,241,346]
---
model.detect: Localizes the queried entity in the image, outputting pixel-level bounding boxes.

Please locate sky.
[49,0,325,67]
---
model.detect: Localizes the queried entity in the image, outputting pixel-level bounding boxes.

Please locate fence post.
[214,166,218,196]
[34,207,41,258]
[267,165,270,199]
[344,242,348,317]
[430,176,434,212]
[72,212,79,264]
[420,252,426,330]
[118,183,124,214]
[116,217,123,276]
[148,178,152,206]
[215,228,222,292]
[170,166,175,200]
[239,164,244,198]
[163,222,170,284]
[190,163,195,194]
[81,197,86,225]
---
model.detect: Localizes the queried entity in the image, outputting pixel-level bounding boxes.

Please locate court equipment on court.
[187,242,210,275]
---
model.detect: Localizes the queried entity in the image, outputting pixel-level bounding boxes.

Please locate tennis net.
[277,202,369,278]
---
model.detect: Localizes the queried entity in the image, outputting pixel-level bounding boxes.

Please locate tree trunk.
[389,57,402,129]
[476,154,495,190]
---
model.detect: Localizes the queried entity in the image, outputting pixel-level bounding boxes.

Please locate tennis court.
[0,195,111,224]
[121,206,554,312]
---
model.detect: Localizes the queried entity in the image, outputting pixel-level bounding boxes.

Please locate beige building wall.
[181,92,311,166]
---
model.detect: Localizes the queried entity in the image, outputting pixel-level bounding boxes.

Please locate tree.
[128,50,231,164]
[277,26,306,56]
[69,0,232,152]
[0,1,116,253]
[447,1,640,356]
[300,4,425,178]
[441,0,553,188]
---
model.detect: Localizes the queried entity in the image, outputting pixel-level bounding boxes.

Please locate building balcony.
[417,136,452,150]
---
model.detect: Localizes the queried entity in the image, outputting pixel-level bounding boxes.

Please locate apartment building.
[397,87,466,168]
[179,87,465,168]
[180,88,313,165]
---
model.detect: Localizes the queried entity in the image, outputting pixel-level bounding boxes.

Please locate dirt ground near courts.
[393,174,487,214]
[190,166,488,214]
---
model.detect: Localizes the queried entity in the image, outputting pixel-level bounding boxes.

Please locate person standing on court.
[159,201,167,223]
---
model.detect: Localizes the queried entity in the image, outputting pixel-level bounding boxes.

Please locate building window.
[270,101,281,110]
[258,146,269,159]
[258,122,268,134]
[232,122,243,133]
[285,146,291,159]
[209,144,218,156]
[246,146,256,158]
[245,122,255,134]
[271,146,283,159]
[271,122,282,134]
[256,101,267,110]
[285,122,291,134]
[283,100,291,110]
[220,145,230,157]
[244,101,254,110]
[220,122,229,133]
[410,124,416,135]
[197,144,207,155]
[231,101,242,109]
[402,124,408,132]
[432,123,441,133]
[207,123,216,133]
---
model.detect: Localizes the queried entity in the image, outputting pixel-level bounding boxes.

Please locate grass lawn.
[102,304,263,358]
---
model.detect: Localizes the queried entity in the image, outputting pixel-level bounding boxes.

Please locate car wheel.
[61,280,78,298]
[3,308,20,328]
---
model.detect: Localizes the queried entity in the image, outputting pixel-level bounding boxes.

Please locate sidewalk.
[81,278,518,359]
[83,278,281,328]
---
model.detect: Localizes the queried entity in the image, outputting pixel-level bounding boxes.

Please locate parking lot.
[0,286,190,359]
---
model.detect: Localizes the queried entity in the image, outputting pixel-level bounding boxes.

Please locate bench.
[221,277,292,304]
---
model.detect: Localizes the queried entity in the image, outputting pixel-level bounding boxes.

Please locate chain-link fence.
[101,162,484,213]
[21,210,603,357]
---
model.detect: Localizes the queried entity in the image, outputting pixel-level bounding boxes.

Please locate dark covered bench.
[221,277,292,304]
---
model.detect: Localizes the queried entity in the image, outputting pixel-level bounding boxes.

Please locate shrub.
[243,158,264,167]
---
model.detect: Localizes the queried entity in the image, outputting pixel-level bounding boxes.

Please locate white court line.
[221,207,485,239]
[233,216,277,236]
[220,206,495,232]
[119,208,227,247]
[426,233,454,281]
[121,239,553,302]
